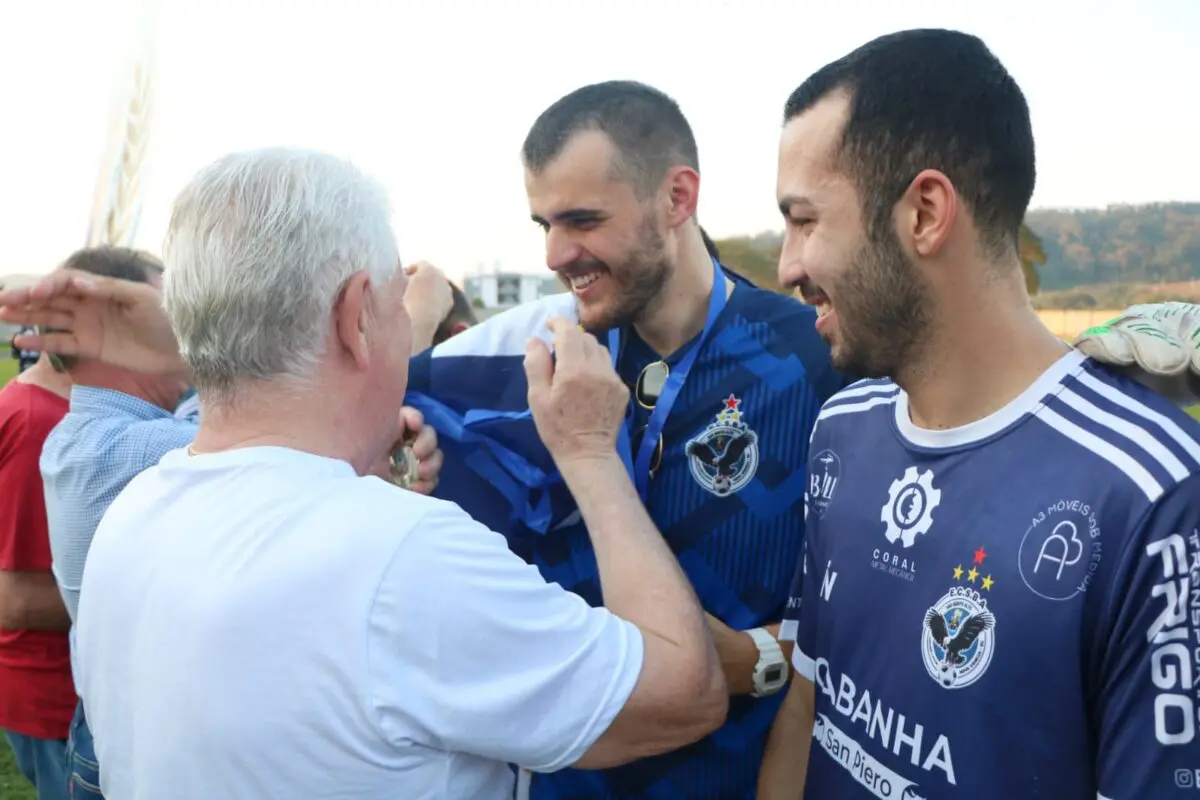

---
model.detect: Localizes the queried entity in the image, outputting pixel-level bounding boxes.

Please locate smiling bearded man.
[403,80,847,799]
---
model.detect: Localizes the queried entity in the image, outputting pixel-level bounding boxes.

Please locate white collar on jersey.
[893,348,1088,450]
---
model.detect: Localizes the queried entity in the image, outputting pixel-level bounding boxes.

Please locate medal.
[389,443,421,489]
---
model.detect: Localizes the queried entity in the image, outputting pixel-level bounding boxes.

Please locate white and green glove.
[1073,302,1200,407]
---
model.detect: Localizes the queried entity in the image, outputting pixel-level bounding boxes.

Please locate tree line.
[713,202,1200,304]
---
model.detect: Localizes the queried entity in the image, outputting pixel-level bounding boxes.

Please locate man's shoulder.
[811,378,899,435]
[43,400,193,467]
[0,380,65,423]
[1043,359,1200,506]
[717,285,845,400]
[727,283,815,331]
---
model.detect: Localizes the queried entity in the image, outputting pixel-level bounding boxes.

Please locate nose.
[777,227,807,290]
[544,226,584,272]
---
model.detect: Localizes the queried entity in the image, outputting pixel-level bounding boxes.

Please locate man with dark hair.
[521,80,699,200]
[761,29,1200,799]
[38,246,189,800]
[405,79,843,799]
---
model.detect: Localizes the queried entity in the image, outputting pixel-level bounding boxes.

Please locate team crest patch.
[685,394,759,497]
[921,547,997,690]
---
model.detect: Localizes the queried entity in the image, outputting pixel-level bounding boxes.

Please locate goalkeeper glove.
[1073,302,1200,407]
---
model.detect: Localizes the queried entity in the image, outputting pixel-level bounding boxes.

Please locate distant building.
[464,268,562,311]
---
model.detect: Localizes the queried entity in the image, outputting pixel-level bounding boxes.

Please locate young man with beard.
[759,29,1200,800]
[403,81,845,799]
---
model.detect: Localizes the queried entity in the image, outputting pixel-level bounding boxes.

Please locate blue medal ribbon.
[609,256,728,501]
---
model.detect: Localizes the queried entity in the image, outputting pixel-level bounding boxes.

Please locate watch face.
[765,664,784,683]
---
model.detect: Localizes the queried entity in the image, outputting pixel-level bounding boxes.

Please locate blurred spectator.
[39,246,188,800]
[10,327,40,374]
[432,282,478,346]
[0,344,74,800]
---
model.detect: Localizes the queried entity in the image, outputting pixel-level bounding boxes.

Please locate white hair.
[162,147,400,401]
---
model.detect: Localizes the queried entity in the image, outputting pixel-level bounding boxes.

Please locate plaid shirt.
[41,386,198,623]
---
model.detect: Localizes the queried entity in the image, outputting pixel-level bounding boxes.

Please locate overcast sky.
[2,0,1196,279]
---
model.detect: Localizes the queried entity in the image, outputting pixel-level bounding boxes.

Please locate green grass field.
[0,740,34,800]
[0,356,1197,797]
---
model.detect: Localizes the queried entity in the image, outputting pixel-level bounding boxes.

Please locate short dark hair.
[55,246,162,370]
[783,29,1035,259]
[432,282,478,346]
[521,80,699,196]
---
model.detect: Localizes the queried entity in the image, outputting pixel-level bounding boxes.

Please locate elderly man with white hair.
[62,148,727,799]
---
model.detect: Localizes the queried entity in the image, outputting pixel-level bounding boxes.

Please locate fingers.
[11,330,81,357]
[524,338,553,406]
[0,270,84,307]
[44,270,134,304]
[408,476,440,496]
[0,307,77,330]
[399,405,425,435]
[415,447,443,484]
[546,316,590,369]
[409,421,439,462]
[0,273,46,300]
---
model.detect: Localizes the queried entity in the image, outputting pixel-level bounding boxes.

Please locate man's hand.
[1074,302,1200,406]
[404,261,454,354]
[525,317,629,470]
[0,269,188,380]
[400,406,443,495]
[375,406,445,492]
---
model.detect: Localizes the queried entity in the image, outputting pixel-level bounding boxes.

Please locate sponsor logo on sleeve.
[1017,499,1102,602]
[1146,528,1199,747]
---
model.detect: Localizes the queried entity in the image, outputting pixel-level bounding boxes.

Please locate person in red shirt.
[0,349,74,799]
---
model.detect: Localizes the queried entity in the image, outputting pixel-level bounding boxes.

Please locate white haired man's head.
[163,148,410,441]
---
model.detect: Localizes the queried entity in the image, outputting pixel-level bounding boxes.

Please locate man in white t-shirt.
[68,147,728,799]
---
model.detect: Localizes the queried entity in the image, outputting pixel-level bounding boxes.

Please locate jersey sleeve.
[0,415,53,571]
[781,537,820,682]
[367,501,645,773]
[778,423,828,682]
[1097,473,1200,799]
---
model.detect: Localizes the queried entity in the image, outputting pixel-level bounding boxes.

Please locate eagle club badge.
[685,394,759,497]
[921,546,998,690]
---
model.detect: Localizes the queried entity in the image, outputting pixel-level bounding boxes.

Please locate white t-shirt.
[74,446,644,799]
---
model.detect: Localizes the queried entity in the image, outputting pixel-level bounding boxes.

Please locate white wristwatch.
[747,627,788,698]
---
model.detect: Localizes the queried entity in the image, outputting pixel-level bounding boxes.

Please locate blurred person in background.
[35,246,187,800]
[14,148,727,799]
[0,342,73,800]
[11,326,40,374]
[432,280,478,347]
[403,260,472,353]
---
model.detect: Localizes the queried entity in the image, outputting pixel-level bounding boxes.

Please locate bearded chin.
[835,232,932,379]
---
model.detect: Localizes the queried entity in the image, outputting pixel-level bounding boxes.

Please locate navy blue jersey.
[406,274,844,799]
[780,350,1200,799]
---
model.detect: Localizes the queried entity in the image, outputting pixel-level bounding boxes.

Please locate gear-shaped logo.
[881,466,941,548]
